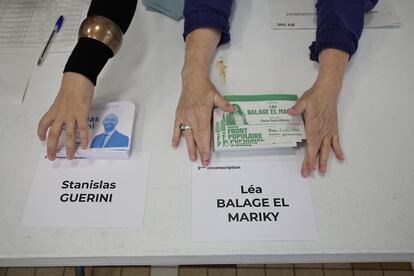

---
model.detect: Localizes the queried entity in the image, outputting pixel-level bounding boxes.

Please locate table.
[0,0,413,267]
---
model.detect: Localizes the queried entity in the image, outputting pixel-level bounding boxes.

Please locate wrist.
[314,75,342,91]
[309,78,342,100]
[182,28,220,80]
[181,64,209,80]
[182,48,212,79]
[62,71,94,86]
[315,48,348,91]
[60,72,95,99]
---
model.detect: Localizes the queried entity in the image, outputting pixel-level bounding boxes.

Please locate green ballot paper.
[213,94,306,152]
[143,0,184,20]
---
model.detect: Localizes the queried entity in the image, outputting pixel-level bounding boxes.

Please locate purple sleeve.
[309,0,378,61]
[183,0,233,46]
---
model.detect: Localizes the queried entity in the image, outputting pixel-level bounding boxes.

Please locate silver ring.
[180,125,191,131]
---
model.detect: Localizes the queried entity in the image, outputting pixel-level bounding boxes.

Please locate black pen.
[37,15,64,66]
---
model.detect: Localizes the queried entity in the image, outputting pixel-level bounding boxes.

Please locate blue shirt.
[183,0,378,61]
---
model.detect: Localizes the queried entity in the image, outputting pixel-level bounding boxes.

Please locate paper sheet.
[21,152,151,228]
[0,0,88,54]
[268,0,401,30]
[0,0,88,104]
[192,160,317,241]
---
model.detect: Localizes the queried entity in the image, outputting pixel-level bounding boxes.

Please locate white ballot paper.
[0,0,88,54]
[21,152,150,228]
[192,161,317,241]
[56,101,136,159]
[268,0,401,30]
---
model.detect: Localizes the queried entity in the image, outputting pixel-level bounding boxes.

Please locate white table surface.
[0,0,413,267]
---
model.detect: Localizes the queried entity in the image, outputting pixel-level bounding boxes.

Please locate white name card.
[192,160,317,241]
[21,152,150,228]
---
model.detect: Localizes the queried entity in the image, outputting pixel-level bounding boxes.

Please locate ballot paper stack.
[55,101,136,159]
[213,94,305,152]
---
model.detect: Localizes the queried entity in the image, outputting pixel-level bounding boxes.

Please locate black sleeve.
[64,0,138,85]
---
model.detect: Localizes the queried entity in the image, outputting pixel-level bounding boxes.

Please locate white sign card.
[192,161,317,241]
[268,0,401,30]
[21,152,151,228]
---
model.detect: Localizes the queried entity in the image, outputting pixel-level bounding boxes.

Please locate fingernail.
[202,159,210,166]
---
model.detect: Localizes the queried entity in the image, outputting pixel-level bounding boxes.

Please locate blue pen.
[37,15,64,66]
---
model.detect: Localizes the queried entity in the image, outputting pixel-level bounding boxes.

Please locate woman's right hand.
[172,69,234,166]
[38,72,94,160]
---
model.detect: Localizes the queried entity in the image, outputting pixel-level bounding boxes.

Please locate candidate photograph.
[90,113,129,148]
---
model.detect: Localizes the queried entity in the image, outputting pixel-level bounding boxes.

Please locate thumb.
[288,95,308,116]
[214,91,235,112]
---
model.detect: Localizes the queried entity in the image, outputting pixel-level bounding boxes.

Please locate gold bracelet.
[78,15,123,55]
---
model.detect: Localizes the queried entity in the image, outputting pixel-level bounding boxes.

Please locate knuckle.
[184,130,194,139]
[306,147,317,157]
[66,130,74,139]
[78,125,88,134]
[47,143,56,151]
[305,159,314,168]
[322,140,331,150]
[173,130,180,138]
[38,119,47,129]
[48,131,58,140]
[192,133,202,143]
[306,138,320,150]
[66,145,75,150]
[187,144,195,153]
[38,126,47,137]
[39,116,51,129]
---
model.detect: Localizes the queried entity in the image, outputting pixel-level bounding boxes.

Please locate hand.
[172,71,234,166]
[38,72,94,160]
[288,81,344,177]
[288,48,348,177]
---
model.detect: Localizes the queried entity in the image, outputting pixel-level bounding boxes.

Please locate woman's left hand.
[288,79,345,177]
[288,48,348,177]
